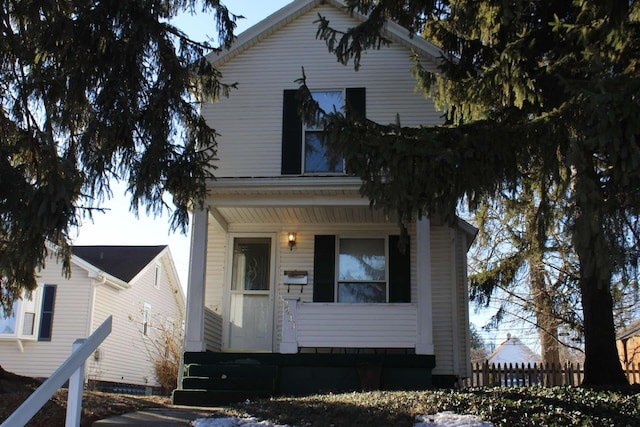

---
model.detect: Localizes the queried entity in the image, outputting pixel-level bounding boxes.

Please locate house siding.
[455,231,471,379]
[205,4,441,178]
[430,225,455,375]
[90,252,184,388]
[0,257,92,378]
[204,230,226,351]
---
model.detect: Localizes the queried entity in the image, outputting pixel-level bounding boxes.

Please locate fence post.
[66,339,86,427]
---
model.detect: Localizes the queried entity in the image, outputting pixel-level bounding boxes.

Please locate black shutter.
[389,236,411,303]
[313,235,336,302]
[38,284,57,341]
[281,89,302,174]
[346,87,366,119]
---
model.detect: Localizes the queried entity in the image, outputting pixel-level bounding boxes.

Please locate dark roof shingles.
[71,245,166,282]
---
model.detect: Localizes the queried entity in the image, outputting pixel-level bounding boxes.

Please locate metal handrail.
[1,316,113,427]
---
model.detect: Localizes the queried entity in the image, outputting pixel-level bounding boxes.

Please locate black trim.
[313,235,336,302]
[389,236,411,303]
[38,284,56,341]
[346,87,366,119]
[281,90,303,174]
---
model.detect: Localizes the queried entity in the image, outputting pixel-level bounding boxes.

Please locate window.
[153,264,161,289]
[142,303,151,336]
[281,88,366,175]
[304,90,344,173]
[338,238,386,303]
[312,235,411,304]
[0,284,56,341]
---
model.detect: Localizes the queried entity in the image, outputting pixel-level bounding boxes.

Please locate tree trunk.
[571,147,627,386]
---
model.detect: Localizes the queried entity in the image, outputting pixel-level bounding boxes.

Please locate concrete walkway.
[93,406,220,426]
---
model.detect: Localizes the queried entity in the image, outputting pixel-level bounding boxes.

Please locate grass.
[219,386,640,426]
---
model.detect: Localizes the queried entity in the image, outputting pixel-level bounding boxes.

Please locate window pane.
[338,282,386,303]
[232,238,271,291]
[0,302,18,335]
[339,238,385,281]
[305,132,343,173]
[22,312,35,336]
[308,91,343,129]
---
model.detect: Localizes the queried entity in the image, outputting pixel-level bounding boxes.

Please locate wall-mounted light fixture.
[288,232,297,251]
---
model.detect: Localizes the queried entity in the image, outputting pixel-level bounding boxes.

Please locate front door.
[227,237,274,351]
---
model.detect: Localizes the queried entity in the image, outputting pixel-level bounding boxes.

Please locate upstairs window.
[304,90,344,173]
[153,264,161,289]
[281,88,365,175]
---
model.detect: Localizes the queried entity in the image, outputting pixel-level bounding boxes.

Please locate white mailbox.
[283,270,308,285]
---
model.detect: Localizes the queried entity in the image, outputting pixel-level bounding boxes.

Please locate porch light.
[288,232,297,251]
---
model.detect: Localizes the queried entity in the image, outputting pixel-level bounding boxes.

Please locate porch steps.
[173,359,278,406]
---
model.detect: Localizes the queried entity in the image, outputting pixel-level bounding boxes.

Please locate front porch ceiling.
[213,206,393,225]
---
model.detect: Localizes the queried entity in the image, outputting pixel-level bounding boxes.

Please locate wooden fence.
[464,361,640,387]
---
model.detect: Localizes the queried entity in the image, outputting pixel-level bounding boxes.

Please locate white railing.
[280,297,418,352]
[1,316,112,427]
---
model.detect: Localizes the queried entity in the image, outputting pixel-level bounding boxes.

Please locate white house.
[0,245,185,394]
[487,334,541,366]
[176,0,476,405]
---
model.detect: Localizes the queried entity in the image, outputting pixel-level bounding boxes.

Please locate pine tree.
[0,0,239,313]
[304,0,640,385]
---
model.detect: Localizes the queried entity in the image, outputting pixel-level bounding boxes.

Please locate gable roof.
[487,334,540,365]
[618,318,640,341]
[209,0,444,67]
[71,245,166,283]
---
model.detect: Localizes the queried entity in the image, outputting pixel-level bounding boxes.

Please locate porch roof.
[205,176,394,226]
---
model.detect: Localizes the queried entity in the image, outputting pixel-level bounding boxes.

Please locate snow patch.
[415,412,494,427]
[193,413,495,427]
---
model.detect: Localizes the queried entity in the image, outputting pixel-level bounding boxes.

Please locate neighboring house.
[617,318,640,368]
[176,0,477,405]
[0,245,185,394]
[487,334,541,366]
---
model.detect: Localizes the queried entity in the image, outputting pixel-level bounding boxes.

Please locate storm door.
[227,237,274,351]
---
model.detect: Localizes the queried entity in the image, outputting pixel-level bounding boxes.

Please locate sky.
[70,0,529,354]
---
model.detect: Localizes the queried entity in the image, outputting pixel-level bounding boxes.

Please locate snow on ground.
[193,413,494,426]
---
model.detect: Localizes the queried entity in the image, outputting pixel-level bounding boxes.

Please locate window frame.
[153,264,161,289]
[142,303,151,337]
[0,286,43,341]
[302,89,345,175]
[335,235,389,303]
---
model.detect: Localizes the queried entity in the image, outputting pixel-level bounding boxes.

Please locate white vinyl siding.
[203,230,227,351]
[205,5,441,178]
[0,258,92,379]
[430,225,456,375]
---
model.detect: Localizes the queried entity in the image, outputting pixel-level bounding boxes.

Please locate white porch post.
[279,296,299,354]
[184,207,209,352]
[416,216,434,354]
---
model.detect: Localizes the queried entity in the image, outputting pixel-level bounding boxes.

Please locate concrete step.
[172,389,271,407]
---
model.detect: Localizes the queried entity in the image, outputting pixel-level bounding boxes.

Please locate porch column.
[184,207,209,352]
[416,216,434,354]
